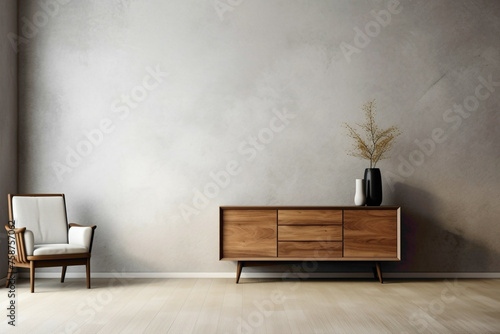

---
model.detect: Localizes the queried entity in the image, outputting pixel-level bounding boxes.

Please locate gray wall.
[18,0,500,274]
[0,0,18,278]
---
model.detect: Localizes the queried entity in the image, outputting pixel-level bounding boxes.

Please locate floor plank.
[191,278,226,334]
[2,278,500,333]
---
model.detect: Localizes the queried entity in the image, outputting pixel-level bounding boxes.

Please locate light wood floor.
[2,277,500,333]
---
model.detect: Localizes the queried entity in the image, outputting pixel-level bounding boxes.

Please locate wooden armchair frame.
[5,194,97,293]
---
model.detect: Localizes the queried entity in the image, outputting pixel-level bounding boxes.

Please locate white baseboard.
[7,272,500,279]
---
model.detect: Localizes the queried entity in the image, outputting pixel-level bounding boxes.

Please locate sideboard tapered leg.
[236,261,244,284]
[375,262,383,284]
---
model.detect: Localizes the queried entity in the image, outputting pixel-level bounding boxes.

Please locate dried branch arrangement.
[343,100,401,168]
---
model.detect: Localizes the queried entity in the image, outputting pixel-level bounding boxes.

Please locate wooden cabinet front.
[220,207,400,261]
[278,225,342,242]
[277,210,343,259]
[278,241,342,258]
[220,209,277,259]
[344,209,400,259]
[278,210,342,225]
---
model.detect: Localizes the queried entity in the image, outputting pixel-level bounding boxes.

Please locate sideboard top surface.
[220,206,400,210]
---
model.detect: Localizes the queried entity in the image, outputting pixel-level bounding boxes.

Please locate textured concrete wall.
[18,0,500,274]
[0,0,18,278]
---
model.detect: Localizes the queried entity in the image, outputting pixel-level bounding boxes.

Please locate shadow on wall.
[384,182,497,272]
[250,181,497,275]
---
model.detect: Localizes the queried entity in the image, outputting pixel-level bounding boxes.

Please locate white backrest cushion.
[12,196,68,244]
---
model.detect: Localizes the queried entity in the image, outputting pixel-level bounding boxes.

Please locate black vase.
[364,168,382,206]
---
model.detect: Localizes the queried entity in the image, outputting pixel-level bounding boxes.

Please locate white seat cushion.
[33,244,88,256]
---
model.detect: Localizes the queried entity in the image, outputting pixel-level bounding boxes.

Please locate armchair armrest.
[69,223,97,253]
[4,225,33,262]
[24,230,34,256]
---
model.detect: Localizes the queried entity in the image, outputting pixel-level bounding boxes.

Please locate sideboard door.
[344,209,399,259]
[221,210,277,259]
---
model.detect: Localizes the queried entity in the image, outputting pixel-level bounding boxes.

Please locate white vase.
[354,178,366,206]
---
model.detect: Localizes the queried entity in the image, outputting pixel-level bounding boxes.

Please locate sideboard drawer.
[278,225,342,241]
[278,241,342,258]
[278,210,342,225]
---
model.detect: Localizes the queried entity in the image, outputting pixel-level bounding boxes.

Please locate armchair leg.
[30,261,35,293]
[61,266,67,283]
[5,265,14,288]
[86,258,91,289]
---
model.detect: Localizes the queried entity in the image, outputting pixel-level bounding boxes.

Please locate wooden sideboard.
[219,206,401,283]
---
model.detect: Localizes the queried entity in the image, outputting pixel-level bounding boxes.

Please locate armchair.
[5,194,96,293]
